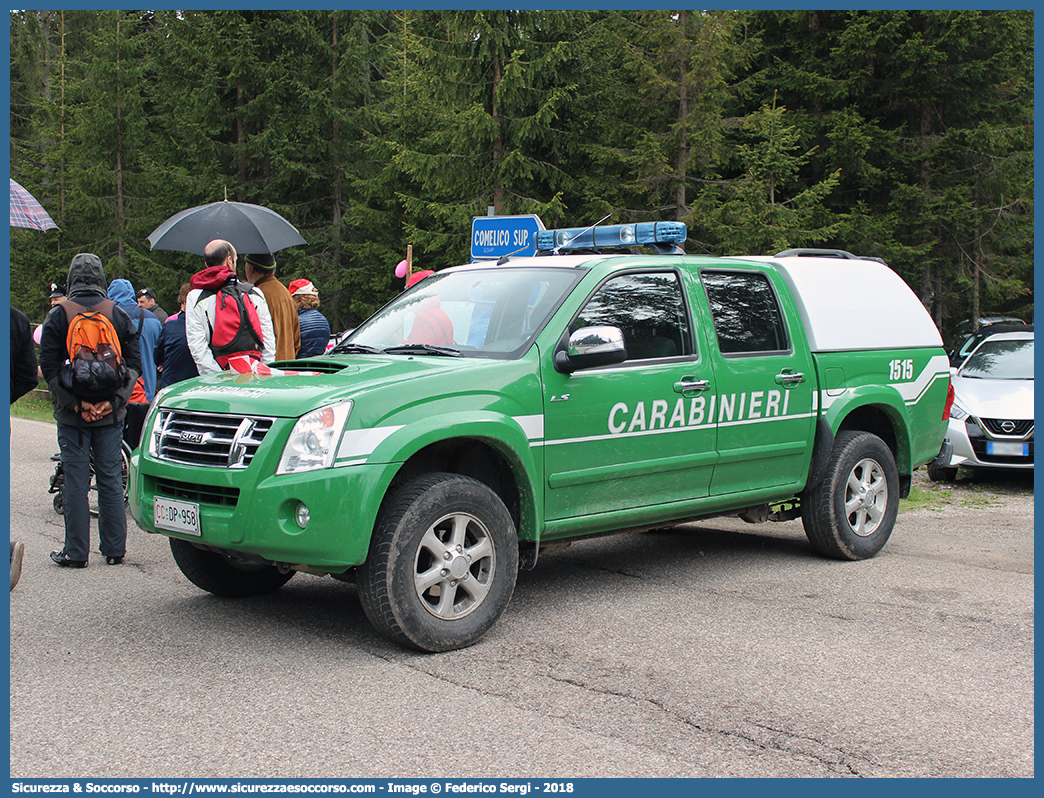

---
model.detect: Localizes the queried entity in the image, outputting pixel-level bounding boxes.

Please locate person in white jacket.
[185,239,276,375]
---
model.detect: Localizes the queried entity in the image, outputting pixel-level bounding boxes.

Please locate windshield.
[959,339,1034,380]
[343,266,583,358]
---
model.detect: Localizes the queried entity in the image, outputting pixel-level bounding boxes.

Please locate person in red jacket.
[403,270,453,346]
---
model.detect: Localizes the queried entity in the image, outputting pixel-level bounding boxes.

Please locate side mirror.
[554,326,627,374]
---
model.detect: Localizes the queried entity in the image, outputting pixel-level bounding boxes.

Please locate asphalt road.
[8,416,1034,778]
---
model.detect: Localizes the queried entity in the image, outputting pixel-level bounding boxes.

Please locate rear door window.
[700,270,789,355]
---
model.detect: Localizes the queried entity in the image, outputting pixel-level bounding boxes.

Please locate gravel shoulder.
[890,468,1034,574]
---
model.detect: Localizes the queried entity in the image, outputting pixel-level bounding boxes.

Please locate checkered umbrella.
[10,179,59,231]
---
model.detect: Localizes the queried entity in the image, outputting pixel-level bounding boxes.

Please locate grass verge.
[11,384,56,423]
[899,480,953,513]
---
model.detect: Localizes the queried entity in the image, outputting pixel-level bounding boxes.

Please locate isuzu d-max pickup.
[130,223,952,651]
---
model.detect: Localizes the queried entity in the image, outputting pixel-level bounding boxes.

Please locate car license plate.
[987,441,1029,457]
[154,496,201,536]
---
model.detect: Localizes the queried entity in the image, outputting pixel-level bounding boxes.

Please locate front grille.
[154,478,239,507]
[979,418,1034,437]
[967,419,1034,465]
[153,409,275,468]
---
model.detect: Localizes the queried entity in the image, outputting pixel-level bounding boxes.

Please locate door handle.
[774,371,805,386]
[674,378,709,394]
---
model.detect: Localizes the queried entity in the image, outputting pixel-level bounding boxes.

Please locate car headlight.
[277,401,353,475]
[949,402,968,421]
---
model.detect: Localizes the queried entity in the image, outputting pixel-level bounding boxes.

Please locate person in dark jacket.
[10,306,39,404]
[287,279,331,358]
[155,284,199,389]
[10,305,38,590]
[39,253,141,568]
[136,287,168,323]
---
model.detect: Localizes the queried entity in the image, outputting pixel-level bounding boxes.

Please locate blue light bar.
[535,221,686,253]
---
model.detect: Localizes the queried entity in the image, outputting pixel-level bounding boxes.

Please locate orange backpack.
[59,299,127,400]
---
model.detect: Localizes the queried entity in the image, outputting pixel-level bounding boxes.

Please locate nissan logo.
[1000,420,1017,434]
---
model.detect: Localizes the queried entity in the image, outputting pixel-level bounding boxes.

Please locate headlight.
[276,401,353,475]
[949,402,968,420]
[146,410,161,457]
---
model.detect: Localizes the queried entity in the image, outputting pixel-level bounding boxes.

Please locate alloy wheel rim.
[413,512,495,620]
[844,457,888,537]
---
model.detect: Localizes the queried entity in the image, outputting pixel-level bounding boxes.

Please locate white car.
[929,330,1034,480]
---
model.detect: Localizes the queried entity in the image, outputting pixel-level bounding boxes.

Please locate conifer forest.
[9,9,1034,338]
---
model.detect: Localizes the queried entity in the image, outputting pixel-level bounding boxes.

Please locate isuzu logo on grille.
[157,410,273,468]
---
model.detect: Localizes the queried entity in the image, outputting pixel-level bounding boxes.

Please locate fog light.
[295,503,310,529]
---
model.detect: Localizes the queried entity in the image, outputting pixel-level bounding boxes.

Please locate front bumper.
[941,415,1034,471]
[129,448,397,571]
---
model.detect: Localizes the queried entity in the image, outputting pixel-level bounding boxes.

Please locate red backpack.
[200,277,265,368]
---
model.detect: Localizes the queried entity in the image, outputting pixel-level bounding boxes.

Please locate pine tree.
[586,10,750,232]
[693,93,843,254]
[738,9,1034,333]
[366,10,602,269]
[8,9,1033,333]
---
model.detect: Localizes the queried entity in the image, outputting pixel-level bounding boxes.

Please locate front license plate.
[154,496,201,536]
[987,441,1029,457]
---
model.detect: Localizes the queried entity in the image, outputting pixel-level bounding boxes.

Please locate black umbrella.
[147,199,306,256]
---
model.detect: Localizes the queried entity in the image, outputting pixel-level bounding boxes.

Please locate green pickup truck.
[129,223,953,651]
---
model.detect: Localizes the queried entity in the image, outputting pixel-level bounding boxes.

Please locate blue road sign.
[470,215,545,260]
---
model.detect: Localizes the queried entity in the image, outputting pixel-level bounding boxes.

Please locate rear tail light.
[943,380,955,421]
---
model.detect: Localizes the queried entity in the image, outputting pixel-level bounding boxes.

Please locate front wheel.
[357,473,518,652]
[802,431,899,560]
[169,538,295,597]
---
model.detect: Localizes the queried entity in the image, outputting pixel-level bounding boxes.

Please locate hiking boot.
[50,550,87,568]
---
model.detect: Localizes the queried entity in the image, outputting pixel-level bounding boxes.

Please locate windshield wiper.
[329,342,383,355]
[383,344,463,357]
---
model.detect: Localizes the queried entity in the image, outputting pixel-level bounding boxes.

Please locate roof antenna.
[553,214,611,255]
[496,244,530,265]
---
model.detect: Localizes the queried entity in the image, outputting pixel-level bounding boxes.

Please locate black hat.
[137,287,156,300]
[245,253,276,270]
[49,283,66,299]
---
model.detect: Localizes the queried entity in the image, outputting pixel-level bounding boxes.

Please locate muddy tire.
[357,473,518,652]
[802,431,899,560]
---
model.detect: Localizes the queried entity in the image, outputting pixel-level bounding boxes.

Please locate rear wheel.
[802,431,899,560]
[357,473,518,652]
[169,538,295,597]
